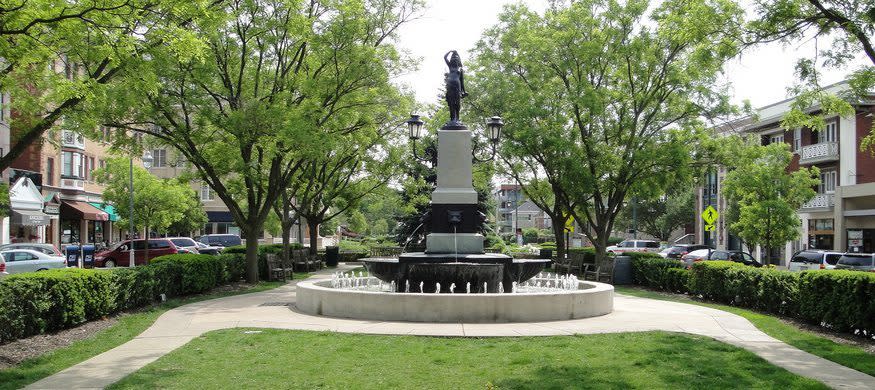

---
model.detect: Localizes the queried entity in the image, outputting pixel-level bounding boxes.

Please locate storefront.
[59,200,109,245]
[8,177,51,243]
[846,229,875,253]
[808,218,835,250]
[88,202,119,243]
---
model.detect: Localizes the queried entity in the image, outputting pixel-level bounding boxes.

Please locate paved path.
[27,265,875,389]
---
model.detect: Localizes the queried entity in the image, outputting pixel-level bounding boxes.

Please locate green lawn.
[0,281,285,390]
[110,329,826,389]
[615,286,875,376]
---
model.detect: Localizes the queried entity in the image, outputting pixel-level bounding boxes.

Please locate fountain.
[295,50,613,323]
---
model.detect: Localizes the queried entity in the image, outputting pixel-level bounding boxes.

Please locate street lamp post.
[129,150,153,267]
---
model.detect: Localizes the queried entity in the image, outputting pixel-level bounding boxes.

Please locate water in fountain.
[405,280,410,293]
[436,282,441,294]
[450,283,456,293]
[466,282,470,294]
[328,271,580,294]
[419,281,424,293]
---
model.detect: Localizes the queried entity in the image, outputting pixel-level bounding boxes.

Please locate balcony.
[59,177,85,191]
[798,142,839,165]
[800,193,835,212]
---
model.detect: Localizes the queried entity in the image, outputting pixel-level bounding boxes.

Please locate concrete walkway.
[27,265,875,389]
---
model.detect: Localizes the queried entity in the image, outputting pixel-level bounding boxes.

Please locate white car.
[789,250,842,271]
[680,249,712,267]
[167,237,200,254]
[0,249,67,274]
[606,240,661,255]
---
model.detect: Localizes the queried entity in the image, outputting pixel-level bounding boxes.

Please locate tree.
[0,0,208,171]
[102,0,419,282]
[348,210,368,236]
[166,193,209,236]
[95,157,202,259]
[722,142,819,264]
[746,0,875,152]
[371,219,389,236]
[470,0,743,263]
[614,188,695,242]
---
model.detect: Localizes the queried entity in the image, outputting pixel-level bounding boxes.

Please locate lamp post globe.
[407,114,424,140]
[486,116,503,143]
[142,150,154,169]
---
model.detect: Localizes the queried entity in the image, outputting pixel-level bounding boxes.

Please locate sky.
[392,0,868,111]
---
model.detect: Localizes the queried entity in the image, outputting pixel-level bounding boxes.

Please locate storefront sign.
[44,204,60,214]
[12,209,51,226]
[848,230,864,240]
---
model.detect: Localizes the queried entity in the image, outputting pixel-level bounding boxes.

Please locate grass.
[109,329,826,389]
[0,281,285,390]
[615,286,875,376]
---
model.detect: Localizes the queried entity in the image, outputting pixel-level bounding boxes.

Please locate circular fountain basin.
[362,253,550,293]
[295,279,614,323]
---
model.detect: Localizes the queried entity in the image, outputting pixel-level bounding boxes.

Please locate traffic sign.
[564,215,574,233]
[704,225,715,232]
[702,205,719,225]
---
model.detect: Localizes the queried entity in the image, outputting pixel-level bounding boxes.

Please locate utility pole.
[632,197,638,239]
[128,157,135,267]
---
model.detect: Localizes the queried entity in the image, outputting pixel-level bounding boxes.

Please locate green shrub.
[338,240,369,252]
[630,256,687,292]
[0,269,115,342]
[217,253,246,283]
[688,261,799,315]
[151,254,223,295]
[567,247,596,262]
[110,267,156,311]
[798,270,875,335]
[626,252,664,261]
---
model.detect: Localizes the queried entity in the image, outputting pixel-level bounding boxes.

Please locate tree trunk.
[552,221,566,261]
[308,219,319,256]
[281,198,293,266]
[144,223,150,263]
[244,228,260,283]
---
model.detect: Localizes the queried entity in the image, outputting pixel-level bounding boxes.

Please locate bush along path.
[23,263,875,390]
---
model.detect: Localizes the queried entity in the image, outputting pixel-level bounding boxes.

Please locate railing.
[801,193,835,210]
[799,142,839,165]
[60,177,85,190]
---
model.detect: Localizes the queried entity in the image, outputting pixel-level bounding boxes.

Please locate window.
[89,157,95,180]
[793,129,801,151]
[46,158,54,186]
[819,121,837,143]
[152,149,167,167]
[200,184,214,201]
[819,170,836,194]
[148,239,172,249]
[769,134,784,144]
[0,92,5,122]
[62,151,85,178]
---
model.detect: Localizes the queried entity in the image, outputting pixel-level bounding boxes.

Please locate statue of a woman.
[444,50,467,123]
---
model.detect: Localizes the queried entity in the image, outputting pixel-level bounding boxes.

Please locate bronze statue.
[444,50,467,123]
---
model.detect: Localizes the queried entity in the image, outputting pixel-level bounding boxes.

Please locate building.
[494,184,525,234]
[697,81,875,265]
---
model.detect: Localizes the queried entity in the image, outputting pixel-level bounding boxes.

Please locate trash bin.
[65,245,80,268]
[612,256,632,285]
[324,246,340,267]
[81,244,96,268]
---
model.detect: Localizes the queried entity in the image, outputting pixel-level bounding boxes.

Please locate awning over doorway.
[88,202,120,222]
[61,201,109,221]
[11,209,51,226]
[207,211,234,223]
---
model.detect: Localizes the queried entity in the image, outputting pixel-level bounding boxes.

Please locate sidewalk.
[26,265,875,389]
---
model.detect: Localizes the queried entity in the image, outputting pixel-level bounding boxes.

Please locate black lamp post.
[472,116,503,163]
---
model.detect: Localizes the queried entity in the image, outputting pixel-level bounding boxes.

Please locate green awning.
[43,191,59,203]
[88,202,119,222]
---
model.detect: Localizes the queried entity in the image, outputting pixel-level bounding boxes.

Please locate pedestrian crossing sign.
[702,205,719,225]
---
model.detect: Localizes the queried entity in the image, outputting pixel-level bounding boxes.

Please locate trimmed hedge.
[688,261,799,315]
[630,256,688,293]
[798,270,875,335]
[0,253,249,343]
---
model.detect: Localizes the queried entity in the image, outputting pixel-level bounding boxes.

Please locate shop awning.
[61,201,109,221]
[88,202,119,222]
[12,209,51,226]
[207,211,234,223]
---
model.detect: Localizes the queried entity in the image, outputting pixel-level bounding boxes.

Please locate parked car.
[606,240,661,255]
[0,249,66,274]
[680,249,712,267]
[789,250,842,271]
[0,243,63,257]
[94,239,180,267]
[708,250,762,267]
[194,241,221,255]
[167,237,200,254]
[661,244,712,260]
[197,234,242,248]
[835,253,875,272]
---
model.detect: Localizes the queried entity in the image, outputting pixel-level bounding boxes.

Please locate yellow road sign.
[564,215,574,233]
[702,205,719,225]
[704,225,715,232]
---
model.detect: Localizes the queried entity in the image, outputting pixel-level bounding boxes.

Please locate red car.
[94,239,179,267]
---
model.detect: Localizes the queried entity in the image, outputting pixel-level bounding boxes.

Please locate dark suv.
[708,250,762,267]
[197,234,242,248]
[661,244,712,260]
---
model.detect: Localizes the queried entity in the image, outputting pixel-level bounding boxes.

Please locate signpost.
[702,205,719,237]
